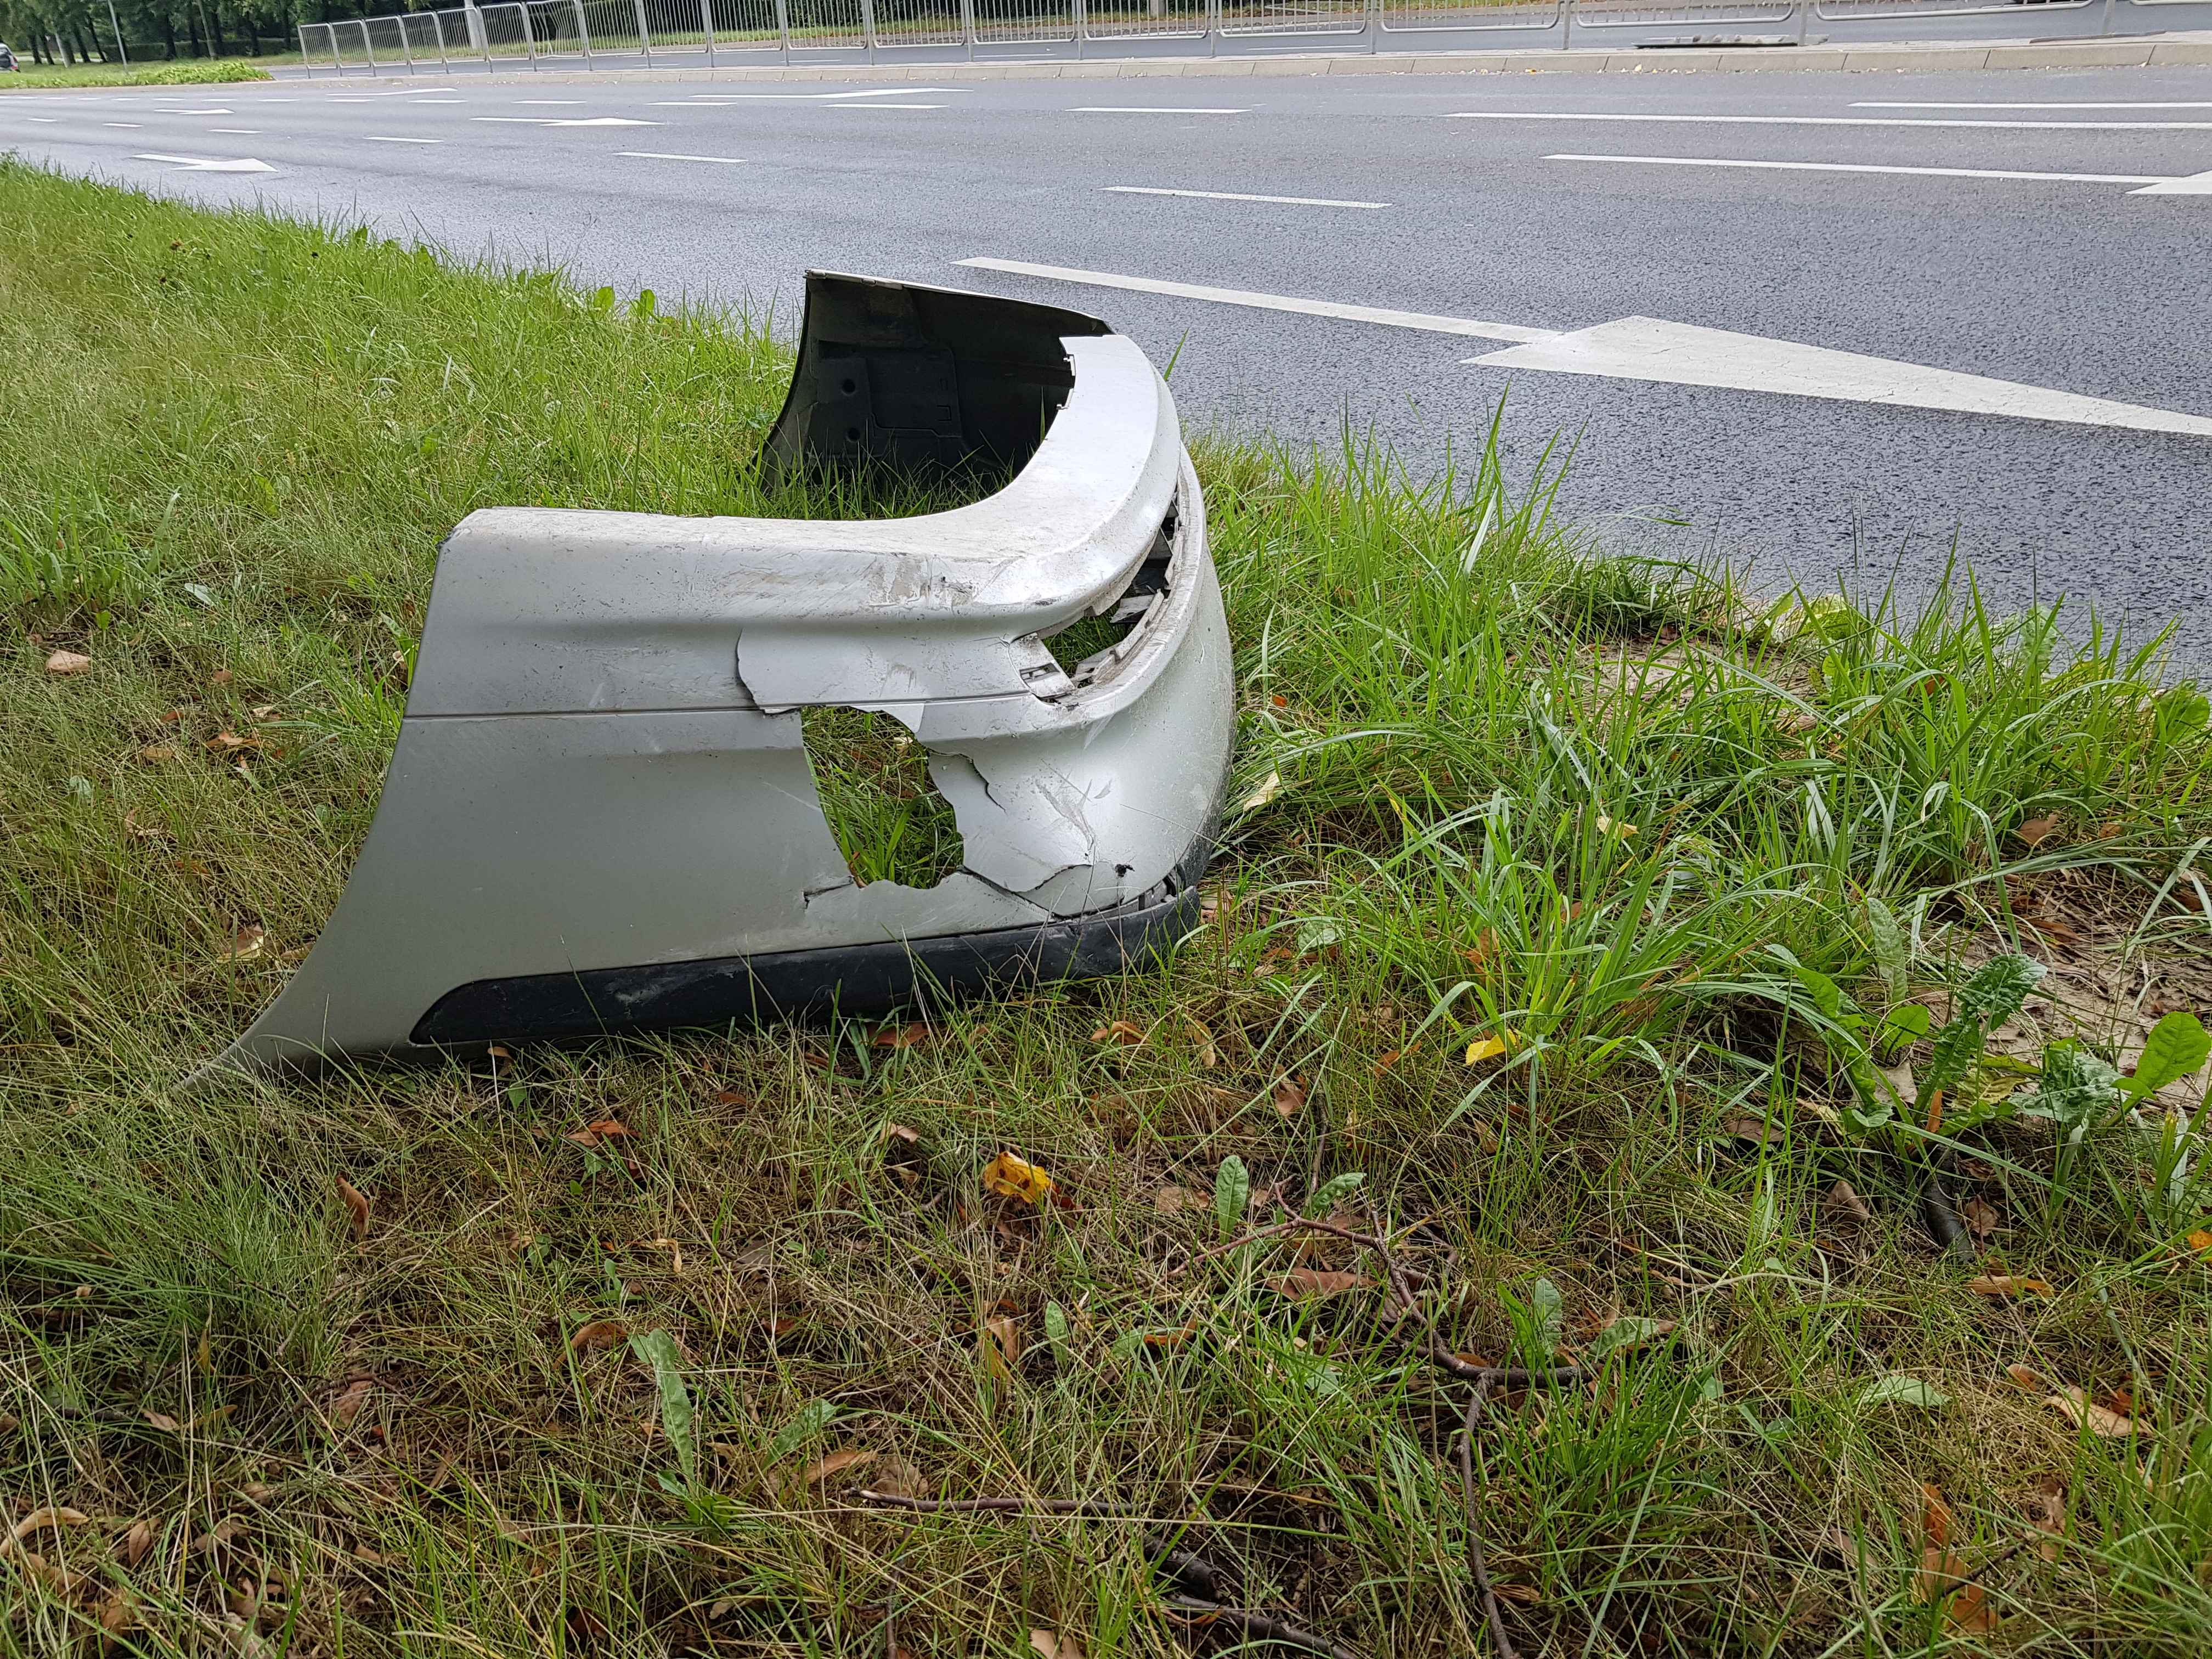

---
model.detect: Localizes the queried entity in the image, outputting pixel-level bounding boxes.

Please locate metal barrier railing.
[296,0,2212,72]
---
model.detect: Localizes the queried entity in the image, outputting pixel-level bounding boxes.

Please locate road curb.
[260,32,2212,89]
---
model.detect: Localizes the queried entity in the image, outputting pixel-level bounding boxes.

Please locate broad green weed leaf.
[628,1330,696,1489]
[1875,1003,1931,1057]
[1584,1316,1676,1364]
[1530,1277,1565,1357]
[2123,1011,2210,1105]
[1044,1301,1071,1372]
[766,1398,837,1463]
[1858,1373,1949,1409]
[1214,1156,1250,1242]
[1788,962,1845,1022]
[1923,955,2046,1103]
[1866,897,1908,1001]
[2016,1045,2122,1136]
[1305,1171,1366,1218]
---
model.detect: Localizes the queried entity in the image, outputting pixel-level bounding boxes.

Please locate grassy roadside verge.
[0,60,273,92]
[4,159,2212,1657]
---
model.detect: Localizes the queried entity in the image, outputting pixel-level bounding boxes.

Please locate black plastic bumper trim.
[409,865,1204,1048]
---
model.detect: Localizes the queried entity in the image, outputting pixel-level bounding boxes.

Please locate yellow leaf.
[1465,1030,1523,1066]
[1030,1632,1086,1659]
[1595,814,1638,838]
[981,1152,1056,1206]
[2045,1383,2137,1438]
[980,1316,1020,1384]
[2188,1228,2212,1254]
[1235,771,1282,813]
[44,650,92,675]
[1967,1274,2053,1299]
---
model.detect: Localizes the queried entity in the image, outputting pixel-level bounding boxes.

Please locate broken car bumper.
[204,273,1233,1075]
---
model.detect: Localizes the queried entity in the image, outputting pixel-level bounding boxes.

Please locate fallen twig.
[854,1491,1139,1517]
[1162,1593,1364,1659]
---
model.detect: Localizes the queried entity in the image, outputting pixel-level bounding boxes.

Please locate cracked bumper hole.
[800,707,967,890]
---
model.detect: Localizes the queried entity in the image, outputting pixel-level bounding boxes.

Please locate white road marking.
[516,100,583,105]
[1073,106,1248,115]
[616,150,745,164]
[1466,319,2212,438]
[25,116,57,122]
[1107,185,1390,208]
[103,123,143,128]
[157,108,233,115]
[1855,100,2212,110]
[472,116,660,127]
[953,257,1553,342]
[1447,111,2212,131]
[657,87,960,101]
[133,153,276,173]
[208,129,261,135]
[2132,168,2212,195]
[1546,153,2172,185]
[827,103,945,110]
[961,257,2212,438]
[364,136,441,144]
[328,90,467,99]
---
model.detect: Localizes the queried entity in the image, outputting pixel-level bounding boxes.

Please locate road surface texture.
[7,61,2210,652]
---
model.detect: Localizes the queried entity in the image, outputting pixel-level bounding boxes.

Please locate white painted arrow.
[134,152,275,173]
[957,258,2212,440]
[1464,319,2212,439]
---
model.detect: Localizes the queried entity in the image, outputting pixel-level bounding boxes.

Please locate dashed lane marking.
[1106,185,1390,208]
[1545,153,2174,186]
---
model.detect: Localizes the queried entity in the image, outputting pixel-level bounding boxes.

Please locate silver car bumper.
[201,273,1233,1076]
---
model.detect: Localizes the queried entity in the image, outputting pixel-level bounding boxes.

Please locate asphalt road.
[7,63,2211,655]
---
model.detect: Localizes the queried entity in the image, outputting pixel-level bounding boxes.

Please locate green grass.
[0,59,273,91]
[5,157,2212,1657]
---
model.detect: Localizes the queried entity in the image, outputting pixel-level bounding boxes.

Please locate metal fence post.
[2100,0,2115,32]
[431,9,452,70]
[774,0,789,62]
[573,0,592,59]
[1206,0,1217,57]
[397,14,415,71]
[1795,0,1807,46]
[1074,0,1085,60]
[480,4,496,67]
[297,22,313,75]
[634,0,653,61]
[1367,0,1378,53]
[700,0,715,65]
[1560,0,1570,50]
[861,0,877,63]
[961,0,974,59]
[360,18,376,70]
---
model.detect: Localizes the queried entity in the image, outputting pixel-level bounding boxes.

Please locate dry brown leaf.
[2187,1227,2212,1255]
[870,1454,922,1500]
[1961,1198,2000,1239]
[45,650,92,675]
[562,1127,603,1149]
[802,1447,876,1486]
[98,1594,136,1637]
[585,1119,632,1138]
[143,1409,181,1432]
[327,1376,374,1432]
[1968,1274,2053,1299]
[873,1022,932,1049]
[637,1237,684,1275]
[116,1519,155,1568]
[1266,1268,1374,1301]
[710,1089,747,1107]
[2046,1383,2137,1437]
[981,1152,1056,1206]
[2025,1476,2066,1561]
[884,1123,921,1145]
[1492,1582,1539,1606]
[2006,1363,2046,1392]
[1947,1582,1996,1633]
[2014,816,2059,848]
[221,924,267,963]
[138,744,178,763]
[1920,1482,1954,1548]
[1272,1076,1307,1119]
[1822,1180,1873,1225]
[10,1508,90,1545]
[210,668,233,684]
[1090,1019,1144,1046]
[1030,1632,1086,1659]
[1724,1116,1777,1143]
[1186,1021,1219,1067]
[1153,1186,1210,1215]
[332,1175,369,1241]
[980,1316,1020,1384]
[569,1319,628,1353]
